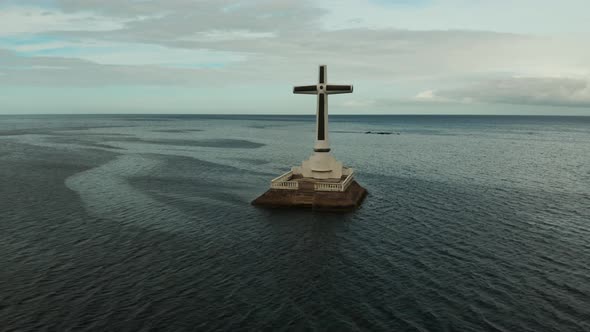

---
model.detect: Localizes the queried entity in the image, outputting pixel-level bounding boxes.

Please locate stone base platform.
[252,181,367,212]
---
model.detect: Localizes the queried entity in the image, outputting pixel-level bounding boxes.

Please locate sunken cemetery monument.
[252,65,367,211]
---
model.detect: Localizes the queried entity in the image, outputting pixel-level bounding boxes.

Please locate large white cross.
[293,65,353,153]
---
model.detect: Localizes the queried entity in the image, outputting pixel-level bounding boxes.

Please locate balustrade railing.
[270,171,299,190]
[340,171,355,191]
[314,171,355,192]
[271,170,355,192]
[314,182,340,191]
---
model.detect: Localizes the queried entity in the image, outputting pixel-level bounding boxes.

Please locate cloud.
[414,90,439,101]
[0,6,131,35]
[8,41,73,52]
[341,99,377,108]
[0,36,249,69]
[0,49,230,86]
[4,2,590,82]
[12,40,247,67]
[319,0,590,35]
[178,30,278,42]
[54,0,326,33]
[418,77,590,108]
[1,0,590,113]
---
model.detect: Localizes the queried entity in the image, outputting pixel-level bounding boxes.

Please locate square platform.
[251,178,367,211]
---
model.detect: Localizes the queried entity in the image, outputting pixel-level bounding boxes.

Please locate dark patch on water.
[58,132,135,137]
[117,117,176,122]
[230,157,270,166]
[134,138,265,148]
[44,135,141,150]
[88,143,126,150]
[0,126,133,137]
[248,123,291,129]
[43,135,265,150]
[151,129,204,133]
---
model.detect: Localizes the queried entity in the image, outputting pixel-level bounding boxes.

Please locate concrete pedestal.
[292,151,343,180]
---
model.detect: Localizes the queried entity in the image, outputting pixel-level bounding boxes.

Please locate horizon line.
[0,113,589,117]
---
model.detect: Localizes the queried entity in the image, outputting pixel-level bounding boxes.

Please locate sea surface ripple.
[1,115,589,331]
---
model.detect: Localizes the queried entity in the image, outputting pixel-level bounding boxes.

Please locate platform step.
[293,192,314,205]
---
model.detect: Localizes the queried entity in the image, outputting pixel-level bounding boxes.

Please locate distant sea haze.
[1,115,589,331]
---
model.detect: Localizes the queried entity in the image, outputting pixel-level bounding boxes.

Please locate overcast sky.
[1,0,590,114]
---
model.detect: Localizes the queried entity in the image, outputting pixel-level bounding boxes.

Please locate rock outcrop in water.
[364,131,399,135]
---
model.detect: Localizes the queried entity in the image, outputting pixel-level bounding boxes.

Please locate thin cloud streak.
[419,77,590,108]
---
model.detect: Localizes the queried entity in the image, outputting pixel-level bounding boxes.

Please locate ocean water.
[1,114,589,331]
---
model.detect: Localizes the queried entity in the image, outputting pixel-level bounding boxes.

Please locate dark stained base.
[252,181,368,212]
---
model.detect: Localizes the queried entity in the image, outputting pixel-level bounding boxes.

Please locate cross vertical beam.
[318,93,326,141]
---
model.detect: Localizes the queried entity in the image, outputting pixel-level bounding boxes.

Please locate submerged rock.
[364,131,398,135]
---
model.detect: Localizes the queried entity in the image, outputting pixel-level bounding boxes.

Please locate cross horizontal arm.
[326,84,353,94]
[293,85,317,94]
